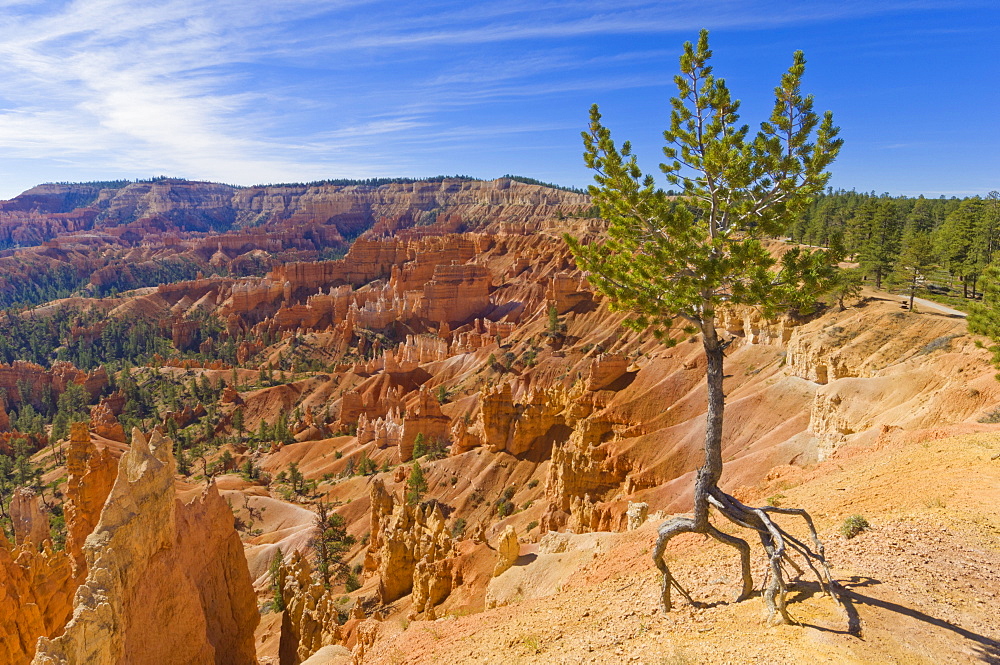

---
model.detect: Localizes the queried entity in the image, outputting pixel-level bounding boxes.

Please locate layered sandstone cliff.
[1,178,590,250]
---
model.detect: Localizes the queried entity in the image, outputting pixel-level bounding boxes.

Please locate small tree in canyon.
[567,30,844,623]
[312,501,355,590]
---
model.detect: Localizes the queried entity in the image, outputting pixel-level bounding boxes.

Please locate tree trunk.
[695,320,725,529]
[909,271,917,311]
[652,317,842,624]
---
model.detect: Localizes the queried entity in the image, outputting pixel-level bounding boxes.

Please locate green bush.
[496,500,514,518]
[840,515,870,539]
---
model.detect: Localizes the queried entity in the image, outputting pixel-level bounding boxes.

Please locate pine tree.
[970,262,1000,364]
[936,198,983,297]
[287,461,305,494]
[232,407,244,436]
[567,30,842,623]
[905,196,937,234]
[269,547,286,611]
[357,450,377,475]
[405,461,427,506]
[970,191,1000,295]
[311,501,355,589]
[894,229,937,311]
[413,432,427,458]
[855,197,902,289]
[824,267,864,311]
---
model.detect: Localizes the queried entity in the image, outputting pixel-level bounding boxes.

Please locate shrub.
[497,500,514,518]
[979,407,1000,424]
[840,515,870,539]
[526,520,539,532]
[527,479,539,489]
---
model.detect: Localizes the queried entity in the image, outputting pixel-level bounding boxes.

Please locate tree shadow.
[786,576,1000,663]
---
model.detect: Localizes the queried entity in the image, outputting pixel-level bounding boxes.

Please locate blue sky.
[0,1,996,199]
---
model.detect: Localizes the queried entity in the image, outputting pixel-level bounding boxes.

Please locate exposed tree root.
[652,487,842,624]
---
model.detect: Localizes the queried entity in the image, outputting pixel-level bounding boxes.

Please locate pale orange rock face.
[0,362,107,410]
[63,424,117,576]
[492,525,519,577]
[585,353,629,392]
[10,488,49,550]
[32,428,259,665]
[0,538,76,665]
[88,402,125,443]
[276,552,343,664]
[364,479,454,607]
[0,425,114,665]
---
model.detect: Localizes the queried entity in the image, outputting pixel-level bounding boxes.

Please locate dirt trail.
[907,296,967,318]
[865,289,968,318]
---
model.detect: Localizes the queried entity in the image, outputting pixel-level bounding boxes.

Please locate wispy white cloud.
[0,0,991,197]
[302,0,985,51]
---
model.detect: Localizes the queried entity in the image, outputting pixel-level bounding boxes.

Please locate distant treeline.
[44,175,183,189]
[500,175,587,194]
[249,175,478,189]
[0,263,85,309]
[41,174,592,194]
[790,189,1000,297]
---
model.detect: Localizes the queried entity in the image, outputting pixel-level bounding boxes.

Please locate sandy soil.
[357,430,1000,664]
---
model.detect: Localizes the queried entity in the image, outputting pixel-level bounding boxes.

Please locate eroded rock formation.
[63,424,117,575]
[276,552,342,665]
[0,425,114,664]
[33,428,259,665]
[364,479,454,607]
[10,488,49,550]
[0,538,76,665]
[492,525,519,577]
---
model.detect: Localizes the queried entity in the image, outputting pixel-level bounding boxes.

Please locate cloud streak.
[0,0,992,197]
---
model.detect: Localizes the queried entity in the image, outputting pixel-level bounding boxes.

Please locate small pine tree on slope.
[567,30,844,623]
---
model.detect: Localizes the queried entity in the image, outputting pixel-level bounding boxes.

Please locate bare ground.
[358,430,1000,664]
